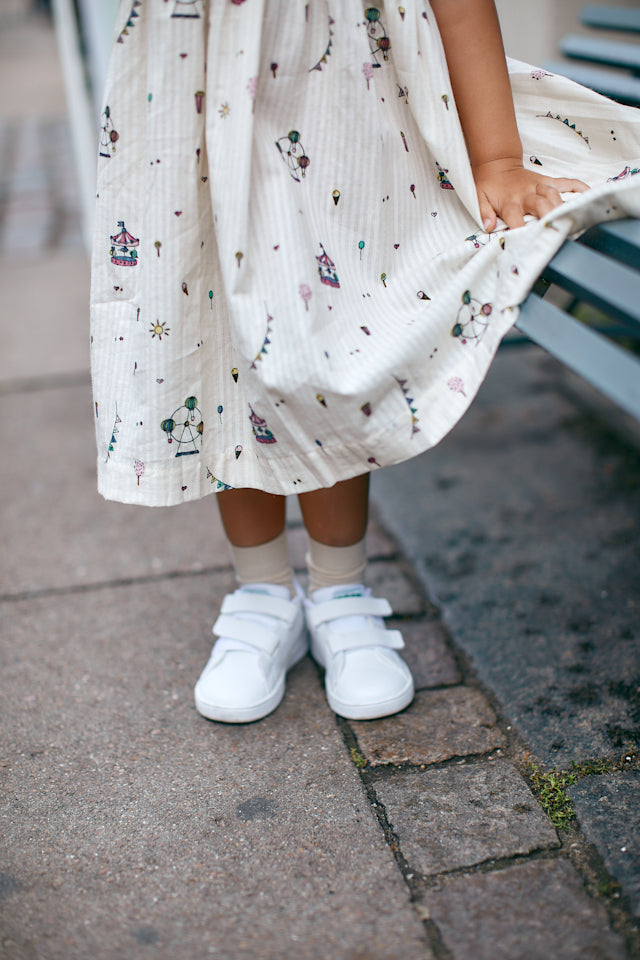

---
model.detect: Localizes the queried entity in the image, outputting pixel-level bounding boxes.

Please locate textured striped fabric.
[90,0,640,505]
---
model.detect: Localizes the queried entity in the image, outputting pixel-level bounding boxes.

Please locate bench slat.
[515,294,640,420]
[581,5,640,33]
[578,218,640,271]
[560,34,640,73]
[542,239,640,327]
[541,60,640,105]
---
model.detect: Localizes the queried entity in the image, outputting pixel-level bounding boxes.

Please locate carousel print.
[608,165,640,182]
[316,243,340,288]
[160,396,204,456]
[435,161,454,190]
[393,376,420,436]
[99,106,118,158]
[364,8,391,67]
[251,305,274,369]
[171,0,201,17]
[249,405,277,444]
[110,221,139,266]
[275,130,310,181]
[451,290,492,345]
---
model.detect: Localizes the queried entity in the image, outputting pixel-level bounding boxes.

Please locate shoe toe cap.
[329,648,413,708]
[195,650,270,710]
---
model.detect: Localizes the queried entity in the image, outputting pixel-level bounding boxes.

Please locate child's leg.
[299,475,414,720]
[298,474,369,592]
[298,473,369,546]
[216,488,294,594]
[195,488,304,723]
[216,488,285,546]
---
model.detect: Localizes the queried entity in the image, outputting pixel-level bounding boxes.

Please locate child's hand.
[473,157,590,232]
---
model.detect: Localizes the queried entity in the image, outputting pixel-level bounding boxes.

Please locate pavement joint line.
[337,507,640,954]
[0,370,91,396]
[351,746,516,782]
[0,564,233,605]
[341,706,640,954]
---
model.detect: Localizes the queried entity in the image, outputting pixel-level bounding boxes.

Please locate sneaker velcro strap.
[325,628,405,656]
[306,596,392,629]
[212,614,280,655]
[220,593,298,626]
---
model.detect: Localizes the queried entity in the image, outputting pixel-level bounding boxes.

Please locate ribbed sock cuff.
[228,530,295,596]
[305,535,367,594]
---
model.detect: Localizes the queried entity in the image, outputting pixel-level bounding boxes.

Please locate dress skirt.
[90,0,640,505]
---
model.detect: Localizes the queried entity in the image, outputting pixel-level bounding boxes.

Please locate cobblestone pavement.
[1,6,639,959]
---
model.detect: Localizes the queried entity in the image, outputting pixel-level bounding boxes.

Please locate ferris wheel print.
[451,291,492,345]
[161,396,204,456]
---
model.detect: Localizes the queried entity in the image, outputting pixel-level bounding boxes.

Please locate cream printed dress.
[90,0,640,505]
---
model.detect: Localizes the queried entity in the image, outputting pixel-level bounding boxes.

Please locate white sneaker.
[194,582,308,723]
[305,583,414,720]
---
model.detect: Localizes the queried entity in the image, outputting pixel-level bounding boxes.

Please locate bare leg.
[217,488,285,546]
[298,474,369,546]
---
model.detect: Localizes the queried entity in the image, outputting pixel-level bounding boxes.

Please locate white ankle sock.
[305,535,367,594]
[228,530,295,596]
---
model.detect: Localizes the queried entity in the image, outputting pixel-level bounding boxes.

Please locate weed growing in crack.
[350,747,368,769]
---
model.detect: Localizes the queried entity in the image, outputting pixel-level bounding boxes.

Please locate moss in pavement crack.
[526,752,636,829]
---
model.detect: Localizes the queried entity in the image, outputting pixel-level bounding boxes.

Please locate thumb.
[478,194,497,234]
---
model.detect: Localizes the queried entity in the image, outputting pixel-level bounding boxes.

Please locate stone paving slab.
[569,771,640,917]
[0,385,233,596]
[0,255,89,384]
[0,578,432,960]
[366,562,425,616]
[352,687,504,767]
[394,618,461,691]
[371,347,640,766]
[0,11,66,120]
[422,859,627,960]
[373,760,558,875]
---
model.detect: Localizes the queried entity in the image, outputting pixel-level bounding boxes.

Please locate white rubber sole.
[326,680,414,721]
[194,632,308,724]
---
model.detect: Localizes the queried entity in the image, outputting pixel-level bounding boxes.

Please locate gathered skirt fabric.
[90,0,640,505]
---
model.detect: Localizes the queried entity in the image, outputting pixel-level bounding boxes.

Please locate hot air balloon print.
[275,130,310,181]
[364,7,390,66]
